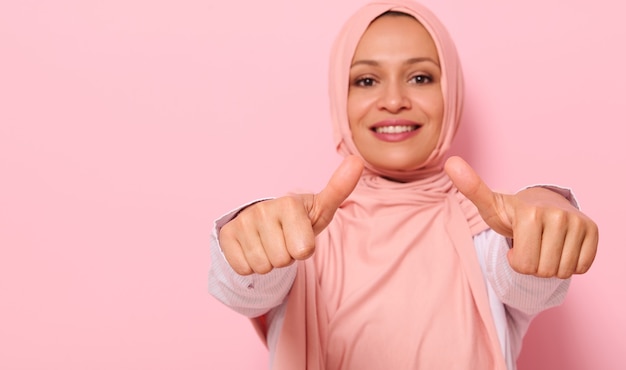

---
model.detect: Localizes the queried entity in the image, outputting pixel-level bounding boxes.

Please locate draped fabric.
[265,1,507,368]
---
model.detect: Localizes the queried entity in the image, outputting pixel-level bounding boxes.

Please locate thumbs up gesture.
[219,156,364,275]
[445,156,598,279]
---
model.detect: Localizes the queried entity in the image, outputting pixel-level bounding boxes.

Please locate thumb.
[444,156,513,236]
[310,155,363,234]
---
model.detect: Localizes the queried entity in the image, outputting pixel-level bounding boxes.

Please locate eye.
[410,74,432,84]
[353,77,377,87]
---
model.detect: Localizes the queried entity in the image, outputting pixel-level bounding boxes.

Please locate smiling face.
[347,13,444,173]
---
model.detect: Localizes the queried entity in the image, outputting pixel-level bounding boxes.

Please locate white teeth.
[373,125,417,134]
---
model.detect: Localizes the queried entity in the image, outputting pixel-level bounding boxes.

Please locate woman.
[209,1,598,369]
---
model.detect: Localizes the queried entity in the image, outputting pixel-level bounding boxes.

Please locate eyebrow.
[350,57,440,68]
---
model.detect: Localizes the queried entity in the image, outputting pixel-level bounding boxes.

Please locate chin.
[370,158,427,173]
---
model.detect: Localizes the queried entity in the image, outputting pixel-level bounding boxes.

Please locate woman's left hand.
[445,156,598,279]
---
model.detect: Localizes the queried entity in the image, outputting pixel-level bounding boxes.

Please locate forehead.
[352,14,439,62]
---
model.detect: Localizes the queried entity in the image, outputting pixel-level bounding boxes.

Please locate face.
[347,14,444,173]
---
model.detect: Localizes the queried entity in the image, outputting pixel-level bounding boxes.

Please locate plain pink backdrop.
[1,0,623,369]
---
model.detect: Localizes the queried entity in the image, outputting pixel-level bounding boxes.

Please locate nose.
[377,80,411,113]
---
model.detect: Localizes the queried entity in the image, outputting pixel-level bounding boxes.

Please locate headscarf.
[267,1,507,369]
[330,0,463,183]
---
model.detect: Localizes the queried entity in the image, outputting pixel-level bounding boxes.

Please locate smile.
[372,125,420,134]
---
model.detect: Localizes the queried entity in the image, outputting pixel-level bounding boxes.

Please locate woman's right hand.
[218,156,364,275]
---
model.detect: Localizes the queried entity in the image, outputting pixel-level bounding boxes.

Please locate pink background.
[1,0,623,368]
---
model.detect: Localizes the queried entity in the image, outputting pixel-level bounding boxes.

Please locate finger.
[535,212,568,278]
[444,156,496,213]
[240,232,274,275]
[257,218,293,269]
[231,217,274,275]
[507,215,542,275]
[316,155,363,211]
[223,241,254,276]
[281,202,317,260]
[575,220,599,274]
[311,155,363,234]
[219,226,254,275]
[557,220,586,279]
[445,156,512,236]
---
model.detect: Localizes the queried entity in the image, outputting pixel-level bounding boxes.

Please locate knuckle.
[243,248,272,274]
[281,196,299,208]
[588,220,600,238]
[239,200,275,223]
[576,259,593,274]
[519,266,537,275]
[269,252,294,268]
[252,262,273,275]
[275,196,301,215]
[522,206,540,223]
[568,213,584,229]
[510,260,537,275]
[246,197,302,224]
[535,266,557,278]
[234,264,253,276]
[515,209,539,230]
[546,209,567,227]
[226,256,253,276]
[218,238,236,255]
[256,201,276,218]
[219,222,236,241]
[557,268,574,279]
[290,241,316,260]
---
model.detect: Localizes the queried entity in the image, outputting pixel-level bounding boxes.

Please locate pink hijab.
[266,1,507,368]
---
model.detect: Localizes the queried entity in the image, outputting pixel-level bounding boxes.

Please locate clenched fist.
[219,156,364,275]
[445,156,598,279]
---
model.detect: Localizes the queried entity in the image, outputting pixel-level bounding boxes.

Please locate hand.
[219,156,364,275]
[445,156,598,279]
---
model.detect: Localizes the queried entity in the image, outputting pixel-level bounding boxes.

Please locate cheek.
[423,91,444,124]
[347,91,378,122]
[346,96,362,131]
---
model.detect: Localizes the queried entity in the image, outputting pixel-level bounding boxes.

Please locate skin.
[218,14,598,279]
[347,15,443,172]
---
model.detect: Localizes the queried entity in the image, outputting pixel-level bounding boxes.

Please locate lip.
[369,119,422,143]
